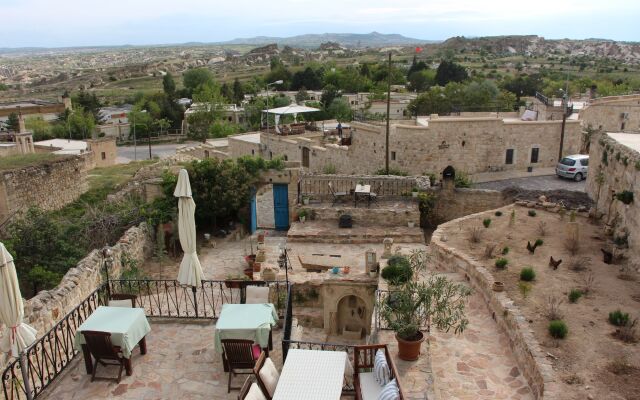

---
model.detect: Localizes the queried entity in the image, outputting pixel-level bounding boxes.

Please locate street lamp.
[265,80,283,134]
[132,109,147,161]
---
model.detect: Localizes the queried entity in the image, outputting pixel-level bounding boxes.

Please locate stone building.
[34,137,117,168]
[0,97,71,127]
[580,94,640,133]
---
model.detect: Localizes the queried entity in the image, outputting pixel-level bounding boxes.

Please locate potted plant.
[379,273,471,361]
[411,187,419,198]
[298,209,309,223]
[224,274,250,289]
[302,195,311,205]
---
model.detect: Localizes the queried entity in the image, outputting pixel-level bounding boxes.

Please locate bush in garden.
[482,218,492,228]
[528,209,537,217]
[549,320,568,339]
[568,289,582,303]
[609,310,630,327]
[535,238,544,247]
[495,258,508,269]
[495,211,503,217]
[520,267,536,281]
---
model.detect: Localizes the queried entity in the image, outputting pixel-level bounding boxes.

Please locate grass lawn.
[0,153,72,171]
[87,159,156,192]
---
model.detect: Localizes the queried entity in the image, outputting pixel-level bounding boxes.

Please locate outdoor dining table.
[74,306,151,376]
[215,303,278,371]
[354,184,372,207]
[273,349,347,400]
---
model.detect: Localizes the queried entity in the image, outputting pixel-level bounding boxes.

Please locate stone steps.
[288,221,425,244]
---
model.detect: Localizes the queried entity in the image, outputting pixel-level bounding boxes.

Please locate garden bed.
[437,205,639,400]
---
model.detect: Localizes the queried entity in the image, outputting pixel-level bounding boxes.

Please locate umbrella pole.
[19,352,34,400]
[192,286,198,318]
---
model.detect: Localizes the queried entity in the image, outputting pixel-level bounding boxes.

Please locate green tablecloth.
[74,306,151,358]
[215,303,278,353]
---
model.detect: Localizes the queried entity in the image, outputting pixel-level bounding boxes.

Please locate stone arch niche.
[442,165,456,191]
[322,282,376,338]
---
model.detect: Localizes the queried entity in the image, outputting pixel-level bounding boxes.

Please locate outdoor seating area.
[328,182,380,207]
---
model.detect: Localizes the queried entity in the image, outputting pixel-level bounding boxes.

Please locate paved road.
[116,141,199,163]
[474,174,586,192]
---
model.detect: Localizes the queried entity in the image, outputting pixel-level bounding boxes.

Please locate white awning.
[263,105,320,115]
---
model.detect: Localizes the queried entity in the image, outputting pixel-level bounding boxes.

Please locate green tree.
[162,72,176,98]
[72,89,102,118]
[6,112,20,131]
[408,70,434,92]
[321,84,340,108]
[183,68,215,96]
[25,116,52,140]
[435,60,468,86]
[209,120,240,138]
[326,98,352,122]
[233,78,244,104]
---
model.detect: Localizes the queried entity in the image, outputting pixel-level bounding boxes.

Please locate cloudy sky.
[1,0,638,47]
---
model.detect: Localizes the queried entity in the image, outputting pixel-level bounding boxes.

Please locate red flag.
[415,47,423,53]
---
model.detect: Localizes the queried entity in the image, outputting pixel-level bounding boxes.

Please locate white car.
[556,154,589,181]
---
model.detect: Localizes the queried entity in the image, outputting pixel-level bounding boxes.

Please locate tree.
[6,112,19,131]
[408,70,434,92]
[295,88,309,104]
[321,84,340,108]
[435,60,468,86]
[25,116,52,140]
[326,98,352,122]
[209,120,240,138]
[232,78,244,104]
[162,73,176,98]
[183,68,215,96]
[72,89,102,118]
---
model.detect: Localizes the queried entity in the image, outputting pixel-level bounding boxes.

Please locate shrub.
[502,246,509,255]
[454,171,472,188]
[537,221,547,236]
[545,295,564,320]
[381,255,413,286]
[520,267,536,281]
[494,211,503,217]
[509,210,516,227]
[615,318,638,343]
[535,238,544,247]
[609,310,630,327]
[564,236,580,255]
[484,243,496,259]
[495,258,509,269]
[322,164,337,174]
[548,320,568,339]
[528,209,537,217]
[518,282,532,298]
[468,227,483,243]
[568,256,591,272]
[615,190,634,205]
[568,289,582,303]
[482,218,492,228]
[376,168,408,176]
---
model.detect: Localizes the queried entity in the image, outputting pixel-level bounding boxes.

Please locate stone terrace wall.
[430,186,511,224]
[0,223,152,370]
[0,154,91,222]
[586,132,640,260]
[430,210,561,399]
[299,173,429,202]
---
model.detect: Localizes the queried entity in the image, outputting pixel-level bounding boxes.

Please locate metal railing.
[281,340,356,394]
[2,286,107,400]
[2,279,291,400]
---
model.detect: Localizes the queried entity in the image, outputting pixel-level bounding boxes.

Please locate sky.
[0,0,638,48]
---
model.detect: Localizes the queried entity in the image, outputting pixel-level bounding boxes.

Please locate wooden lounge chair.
[82,331,127,383]
[108,293,137,308]
[354,344,404,400]
[328,182,348,206]
[238,376,268,400]
[222,339,259,392]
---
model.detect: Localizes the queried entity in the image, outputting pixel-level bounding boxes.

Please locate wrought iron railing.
[281,284,294,360]
[281,340,356,393]
[2,286,107,400]
[1,279,291,400]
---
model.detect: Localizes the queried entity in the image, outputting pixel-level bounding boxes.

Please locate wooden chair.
[238,376,268,400]
[222,339,258,393]
[253,351,280,400]
[82,331,127,383]
[353,344,404,400]
[328,182,348,206]
[109,293,137,308]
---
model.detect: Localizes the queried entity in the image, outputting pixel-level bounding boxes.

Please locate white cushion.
[246,286,270,304]
[245,383,267,400]
[374,349,390,385]
[108,299,132,308]
[378,379,399,400]
[258,357,280,396]
[359,372,383,400]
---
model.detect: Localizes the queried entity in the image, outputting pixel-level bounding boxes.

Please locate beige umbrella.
[174,169,204,287]
[0,243,37,357]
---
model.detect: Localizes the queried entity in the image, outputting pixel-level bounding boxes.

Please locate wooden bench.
[354,344,404,400]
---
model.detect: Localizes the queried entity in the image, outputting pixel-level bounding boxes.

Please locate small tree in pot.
[378,251,471,361]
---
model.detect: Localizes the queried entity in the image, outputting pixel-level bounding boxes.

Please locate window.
[580,159,589,167]
[560,157,576,166]
[530,148,539,163]
[505,149,514,164]
[251,149,255,155]
[101,152,106,160]
[391,151,396,161]
[621,122,626,130]
[284,155,288,161]
[269,151,273,160]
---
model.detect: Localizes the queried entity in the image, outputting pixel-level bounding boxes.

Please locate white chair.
[254,352,280,399]
[245,286,270,304]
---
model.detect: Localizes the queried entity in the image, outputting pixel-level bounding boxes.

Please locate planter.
[262,267,277,281]
[492,281,505,292]
[412,192,418,198]
[343,266,350,274]
[244,254,256,268]
[396,331,425,361]
[302,197,310,205]
[253,262,262,273]
[299,216,306,223]
[243,268,254,280]
[225,280,247,289]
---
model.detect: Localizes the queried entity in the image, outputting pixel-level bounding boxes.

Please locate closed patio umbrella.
[0,242,37,357]
[174,169,204,287]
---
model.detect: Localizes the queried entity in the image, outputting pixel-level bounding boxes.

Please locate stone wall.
[0,154,91,222]
[228,134,262,158]
[430,211,561,399]
[585,132,640,260]
[87,137,117,168]
[580,94,640,133]
[430,184,510,224]
[0,223,152,369]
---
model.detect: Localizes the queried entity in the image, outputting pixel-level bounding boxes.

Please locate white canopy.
[0,243,37,357]
[263,105,320,115]
[174,169,204,287]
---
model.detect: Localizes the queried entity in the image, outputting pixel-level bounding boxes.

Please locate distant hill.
[219,32,436,48]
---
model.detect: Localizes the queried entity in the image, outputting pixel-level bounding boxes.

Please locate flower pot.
[300,216,306,223]
[396,331,425,361]
[343,266,350,274]
[492,281,504,292]
[412,192,418,198]
[243,268,254,280]
[244,254,256,268]
[303,198,310,205]
[257,233,265,243]
[253,262,262,273]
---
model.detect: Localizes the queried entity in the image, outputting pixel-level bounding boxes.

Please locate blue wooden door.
[250,188,257,233]
[273,184,289,231]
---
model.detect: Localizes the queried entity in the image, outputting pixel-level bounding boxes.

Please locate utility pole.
[133,112,137,161]
[147,126,152,159]
[558,92,568,161]
[385,52,391,175]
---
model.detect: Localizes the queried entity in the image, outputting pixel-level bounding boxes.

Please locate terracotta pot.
[253,262,262,273]
[257,233,265,243]
[243,268,254,280]
[492,281,504,292]
[396,331,425,361]
[225,280,244,289]
[244,254,256,268]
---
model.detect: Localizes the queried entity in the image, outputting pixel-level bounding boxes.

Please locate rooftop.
[34,138,88,155]
[608,131,640,152]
